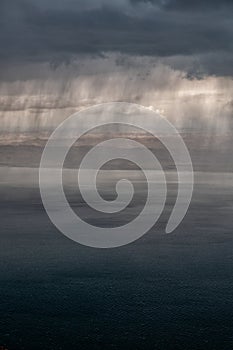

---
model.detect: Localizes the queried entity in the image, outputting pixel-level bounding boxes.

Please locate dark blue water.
[0,170,233,350]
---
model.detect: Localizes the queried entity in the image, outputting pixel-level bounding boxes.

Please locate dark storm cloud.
[0,0,233,77]
[163,0,233,11]
[130,0,233,11]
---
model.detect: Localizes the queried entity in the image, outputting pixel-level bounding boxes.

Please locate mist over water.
[0,57,233,137]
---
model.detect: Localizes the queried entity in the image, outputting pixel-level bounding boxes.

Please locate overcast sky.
[1,0,233,77]
[0,0,232,133]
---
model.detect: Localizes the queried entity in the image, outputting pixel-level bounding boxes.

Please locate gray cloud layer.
[0,0,233,78]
